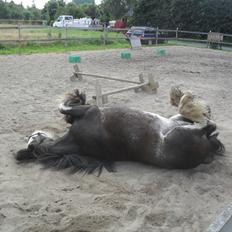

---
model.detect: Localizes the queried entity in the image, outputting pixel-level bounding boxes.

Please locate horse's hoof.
[27,130,52,146]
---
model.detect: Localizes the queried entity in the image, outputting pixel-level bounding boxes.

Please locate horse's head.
[162,123,224,169]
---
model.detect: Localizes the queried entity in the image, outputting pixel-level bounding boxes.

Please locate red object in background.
[114,20,127,28]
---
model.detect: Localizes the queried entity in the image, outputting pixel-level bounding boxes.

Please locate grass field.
[0,27,130,54]
[0,27,127,40]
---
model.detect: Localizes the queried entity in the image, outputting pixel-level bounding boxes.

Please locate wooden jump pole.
[72,64,142,84]
[104,82,148,95]
[93,74,159,106]
[70,65,158,106]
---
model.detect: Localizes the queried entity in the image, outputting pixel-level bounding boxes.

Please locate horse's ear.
[15,148,35,162]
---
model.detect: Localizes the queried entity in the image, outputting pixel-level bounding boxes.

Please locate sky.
[7,0,102,9]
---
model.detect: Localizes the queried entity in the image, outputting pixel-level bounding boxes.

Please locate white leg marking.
[58,103,72,112]
[27,130,53,145]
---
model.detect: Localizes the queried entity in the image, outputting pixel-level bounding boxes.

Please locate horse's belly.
[101,108,162,162]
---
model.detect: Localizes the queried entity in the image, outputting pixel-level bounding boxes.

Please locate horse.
[15,89,225,175]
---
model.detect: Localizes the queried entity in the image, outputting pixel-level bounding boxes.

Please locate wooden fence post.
[176,27,179,40]
[156,27,159,45]
[65,24,68,49]
[207,30,211,48]
[18,24,21,54]
[103,25,107,46]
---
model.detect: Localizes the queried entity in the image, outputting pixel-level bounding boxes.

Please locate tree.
[65,2,85,18]
[169,0,204,30]
[8,1,24,19]
[100,0,128,19]
[131,0,232,33]
[0,0,231,34]
[132,0,172,28]
[42,0,66,23]
[27,5,42,20]
[79,3,99,18]
[0,0,11,19]
[200,0,232,33]
[72,0,94,4]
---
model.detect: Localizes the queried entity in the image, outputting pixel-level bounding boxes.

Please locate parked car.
[126,26,166,44]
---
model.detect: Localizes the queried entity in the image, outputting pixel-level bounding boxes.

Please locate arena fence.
[0,25,231,51]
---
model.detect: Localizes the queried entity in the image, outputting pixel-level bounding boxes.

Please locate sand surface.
[0,46,232,232]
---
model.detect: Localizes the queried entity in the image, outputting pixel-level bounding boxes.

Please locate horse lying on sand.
[16,89,224,174]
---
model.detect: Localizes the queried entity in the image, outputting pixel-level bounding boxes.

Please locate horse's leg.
[59,104,97,124]
[59,104,93,118]
[42,105,102,157]
[169,114,193,124]
[163,123,216,142]
[44,133,80,155]
[62,105,116,170]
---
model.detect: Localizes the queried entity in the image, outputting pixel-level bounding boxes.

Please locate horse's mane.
[34,148,115,175]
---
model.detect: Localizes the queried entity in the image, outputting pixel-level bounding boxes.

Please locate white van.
[53,15,101,28]
[53,15,74,27]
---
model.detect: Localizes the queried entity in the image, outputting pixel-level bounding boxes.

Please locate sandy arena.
[0,46,232,232]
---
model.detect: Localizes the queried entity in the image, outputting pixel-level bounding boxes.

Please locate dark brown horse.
[16,89,224,174]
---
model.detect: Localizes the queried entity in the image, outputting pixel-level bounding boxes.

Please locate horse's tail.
[62,89,87,124]
[16,147,114,175]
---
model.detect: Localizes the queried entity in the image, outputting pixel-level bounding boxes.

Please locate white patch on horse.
[143,111,176,135]
[143,111,170,123]
[27,130,52,145]
[58,103,72,112]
